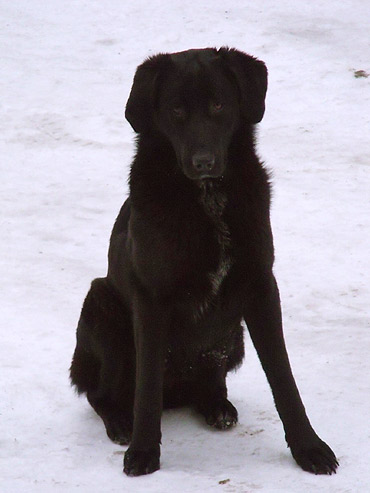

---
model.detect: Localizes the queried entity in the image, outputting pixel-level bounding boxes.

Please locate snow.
[1,1,369,491]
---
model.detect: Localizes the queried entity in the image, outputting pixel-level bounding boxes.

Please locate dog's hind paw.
[200,398,238,430]
[103,414,133,446]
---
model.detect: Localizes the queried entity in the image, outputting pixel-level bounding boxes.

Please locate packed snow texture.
[1,1,369,492]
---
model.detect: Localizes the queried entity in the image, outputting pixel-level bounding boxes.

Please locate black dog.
[70,48,338,477]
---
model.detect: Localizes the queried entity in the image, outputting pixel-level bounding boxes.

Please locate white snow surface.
[1,1,369,492]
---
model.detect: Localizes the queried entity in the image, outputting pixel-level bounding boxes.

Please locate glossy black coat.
[70,48,338,477]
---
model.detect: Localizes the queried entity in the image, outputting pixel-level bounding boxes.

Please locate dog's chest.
[196,181,233,315]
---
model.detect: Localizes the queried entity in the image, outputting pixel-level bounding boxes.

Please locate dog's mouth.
[196,176,225,194]
[196,175,225,186]
[183,168,224,181]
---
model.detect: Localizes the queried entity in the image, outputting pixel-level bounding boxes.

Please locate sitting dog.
[70,47,339,477]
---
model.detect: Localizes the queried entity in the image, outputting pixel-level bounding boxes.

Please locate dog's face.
[126,48,268,181]
[154,53,240,180]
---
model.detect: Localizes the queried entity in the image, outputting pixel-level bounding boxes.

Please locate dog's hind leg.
[70,331,100,396]
[194,325,244,429]
[86,357,134,445]
[70,278,135,445]
[194,351,238,430]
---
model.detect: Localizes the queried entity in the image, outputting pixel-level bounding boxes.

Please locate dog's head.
[125,48,267,180]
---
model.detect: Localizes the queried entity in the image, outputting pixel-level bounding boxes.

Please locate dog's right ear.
[125,54,171,134]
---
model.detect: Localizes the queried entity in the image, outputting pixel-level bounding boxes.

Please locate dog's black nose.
[192,153,215,175]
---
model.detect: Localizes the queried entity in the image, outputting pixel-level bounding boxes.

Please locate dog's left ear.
[219,47,268,123]
[125,53,171,134]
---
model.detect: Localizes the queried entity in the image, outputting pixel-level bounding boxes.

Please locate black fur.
[70,47,338,477]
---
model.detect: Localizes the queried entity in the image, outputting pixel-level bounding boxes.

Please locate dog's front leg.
[123,290,168,477]
[243,273,338,475]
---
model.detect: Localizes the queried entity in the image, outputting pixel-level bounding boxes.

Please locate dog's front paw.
[123,446,160,476]
[289,435,339,475]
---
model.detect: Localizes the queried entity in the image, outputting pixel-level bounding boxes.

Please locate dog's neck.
[197,179,233,305]
[197,179,227,218]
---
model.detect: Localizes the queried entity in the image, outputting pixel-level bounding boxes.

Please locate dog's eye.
[172,107,186,119]
[211,102,224,112]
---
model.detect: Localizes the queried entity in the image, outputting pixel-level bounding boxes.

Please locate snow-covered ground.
[1,1,369,491]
